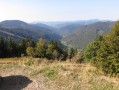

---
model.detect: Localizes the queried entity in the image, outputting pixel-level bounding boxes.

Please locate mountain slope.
[0,20,61,41]
[62,22,114,49]
[56,24,84,37]
[41,19,103,28]
[44,19,112,37]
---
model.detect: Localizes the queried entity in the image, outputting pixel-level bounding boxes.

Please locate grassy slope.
[0,58,119,90]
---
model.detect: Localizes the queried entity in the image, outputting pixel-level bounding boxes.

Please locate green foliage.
[0,37,35,58]
[36,38,46,58]
[26,47,35,57]
[46,40,65,60]
[52,50,60,60]
[19,38,35,55]
[0,37,76,61]
[68,47,77,59]
[46,41,55,59]
[6,38,19,57]
[0,37,5,57]
[96,21,119,76]
[85,21,119,76]
[84,36,103,63]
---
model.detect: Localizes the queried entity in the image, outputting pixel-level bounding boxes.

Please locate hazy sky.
[0,0,119,22]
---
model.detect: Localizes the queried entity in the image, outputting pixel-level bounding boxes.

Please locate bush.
[84,36,103,63]
[96,22,119,76]
[26,47,35,57]
[84,21,119,76]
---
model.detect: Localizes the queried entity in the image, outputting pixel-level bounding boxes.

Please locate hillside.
[62,22,114,49]
[0,20,61,41]
[0,20,115,50]
[0,58,119,90]
[40,20,112,37]
[41,19,108,28]
[55,24,83,37]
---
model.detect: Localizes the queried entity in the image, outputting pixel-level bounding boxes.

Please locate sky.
[0,0,119,22]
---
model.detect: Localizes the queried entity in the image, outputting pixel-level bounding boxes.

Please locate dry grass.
[0,58,18,63]
[0,57,119,90]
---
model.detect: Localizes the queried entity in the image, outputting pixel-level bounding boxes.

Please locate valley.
[0,20,114,50]
[0,0,119,90]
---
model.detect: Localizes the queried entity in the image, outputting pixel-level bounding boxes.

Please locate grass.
[0,57,119,90]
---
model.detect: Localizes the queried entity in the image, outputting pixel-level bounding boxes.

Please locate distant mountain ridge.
[0,20,28,27]
[0,20,61,41]
[35,19,113,37]
[34,19,113,28]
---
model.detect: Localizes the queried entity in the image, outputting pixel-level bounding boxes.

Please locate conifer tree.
[0,37,5,57]
[36,38,46,58]
[6,38,18,57]
[96,21,119,76]
[84,36,103,63]
[46,41,54,59]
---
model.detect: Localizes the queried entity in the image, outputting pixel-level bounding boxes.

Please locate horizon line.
[0,19,117,23]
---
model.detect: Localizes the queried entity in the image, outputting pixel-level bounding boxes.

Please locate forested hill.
[41,19,112,37]
[0,20,61,41]
[62,21,114,49]
[0,20,115,50]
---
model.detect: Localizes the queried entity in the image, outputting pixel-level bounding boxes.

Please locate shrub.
[26,47,35,57]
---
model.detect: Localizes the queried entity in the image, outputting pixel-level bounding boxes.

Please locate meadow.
[0,57,119,90]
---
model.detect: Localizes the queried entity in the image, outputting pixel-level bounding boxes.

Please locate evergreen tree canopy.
[0,37,5,57]
[96,21,119,76]
[36,38,47,58]
[84,36,104,63]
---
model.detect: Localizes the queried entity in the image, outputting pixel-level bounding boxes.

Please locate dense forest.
[0,37,80,60]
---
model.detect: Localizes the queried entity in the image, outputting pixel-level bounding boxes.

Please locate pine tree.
[46,41,54,59]
[19,38,35,56]
[6,38,18,57]
[84,36,103,63]
[96,21,119,76]
[36,38,46,58]
[0,37,5,57]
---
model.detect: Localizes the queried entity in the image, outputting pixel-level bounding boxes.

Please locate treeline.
[0,37,79,60]
[84,21,119,77]
[26,38,78,60]
[0,38,35,58]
